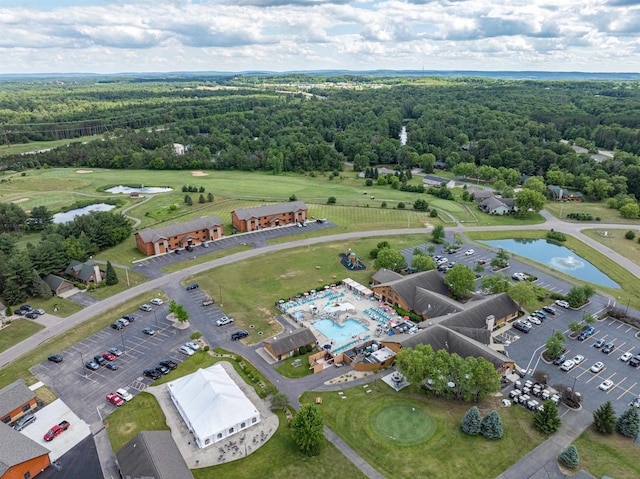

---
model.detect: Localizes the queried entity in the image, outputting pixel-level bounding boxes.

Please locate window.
[241,422,246,428]
[205,439,210,445]
[217,433,222,439]
[22,404,31,412]
[252,417,257,424]
[229,427,234,434]
[1,416,10,424]
[24,473,31,479]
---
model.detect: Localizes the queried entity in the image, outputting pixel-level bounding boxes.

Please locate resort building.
[134,216,224,256]
[263,329,317,361]
[116,431,193,479]
[231,201,307,232]
[0,380,37,425]
[0,424,51,479]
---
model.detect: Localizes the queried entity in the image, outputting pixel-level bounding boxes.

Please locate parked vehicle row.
[14,304,45,319]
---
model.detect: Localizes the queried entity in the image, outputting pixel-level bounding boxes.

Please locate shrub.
[397,202,406,209]
[365,179,373,186]
[327,196,336,204]
[546,231,567,242]
[381,201,387,208]
[615,407,640,437]
[430,209,438,217]
[190,332,202,340]
[593,401,616,435]
[558,445,579,469]
[625,230,636,240]
[480,410,503,439]
[534,400,561,435]
[203,345,210,352]
[461,406,482,435]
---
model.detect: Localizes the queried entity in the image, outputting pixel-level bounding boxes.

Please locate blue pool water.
[482,239,619,289]
[313,318,367,344]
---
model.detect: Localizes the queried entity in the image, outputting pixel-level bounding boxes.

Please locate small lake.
[106,185,173,194]
[482,239,619,289]
[53,203,116,224]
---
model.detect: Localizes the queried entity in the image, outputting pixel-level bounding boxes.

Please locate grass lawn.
[0,136,97,157]
[300,381,544,479]
[25,296,83,318]
[275,351,314,379]
[582,228,640,268]
[105,392,170,453]
[189,235,428,341]
[0,319,44,354]
[86,266,148,300]
[194,411,368,479]
[573,426,640,478]
[544,201,640,225]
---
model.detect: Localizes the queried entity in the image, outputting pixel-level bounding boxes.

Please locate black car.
[13,413,36,431]
[155,364,170,375]
[552,354,566,366]
[85,360,100,371]
[105,362,119,371]
[231,330,249,341]
[174,249,182,255]
[602,343,616,354]
[48,354,63,363]
[159,359,178,370]
[25,312,39,319]
[512,321,531,334]
[542,306,557,315]
[20,305,33,312]
[186,283,199,290]
[629,355,640,367]
[14,309,27,316]
[122,314,135,322]
[94,355,107,366]
[143,368,162,380]
[111,322,123,330]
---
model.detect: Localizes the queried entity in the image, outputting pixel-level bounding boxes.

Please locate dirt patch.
[191,171,209,177]
[116,422,137,435]
[277,270,302,279]
[75,169,93,174]
[12,197,29,203]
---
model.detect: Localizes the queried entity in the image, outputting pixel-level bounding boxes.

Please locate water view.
[106,185,173,194]
[53,203,116,224]
[482,239,619,289]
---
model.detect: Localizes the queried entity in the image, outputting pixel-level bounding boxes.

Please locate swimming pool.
[313,318,367,344]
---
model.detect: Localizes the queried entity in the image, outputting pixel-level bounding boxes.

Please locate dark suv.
[231,330,249,341]
[159,359,178,370]
[143,368,162,380]
[629,355,640,367]
[94,355,107,366]
[186,283,199,291]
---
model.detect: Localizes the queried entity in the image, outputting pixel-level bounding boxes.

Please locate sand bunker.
[75,170,93,174]
[191,171,209,177]
[12,198,29,203]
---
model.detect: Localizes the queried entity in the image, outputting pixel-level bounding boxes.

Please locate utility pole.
[2,123,10,148]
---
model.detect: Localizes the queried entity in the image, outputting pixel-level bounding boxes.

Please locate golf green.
[371,402,436,445]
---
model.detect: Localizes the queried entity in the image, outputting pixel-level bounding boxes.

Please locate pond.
[53,203,116,224]
[482,239,619,289]
[106,185,173,194]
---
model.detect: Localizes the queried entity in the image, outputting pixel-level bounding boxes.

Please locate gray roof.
[441,293,519,331]
[116,431,194,479]
[136,216,223,244]
[233,201,307,221]
[469,189,494,201]
[371,269,403,284]
[374,270,451,310]
[0,379,35,417]
[44,274,71,291]
[64,260,99,282]
[264,328,317,356]
[479,196,509,211]
[0,423,50,475]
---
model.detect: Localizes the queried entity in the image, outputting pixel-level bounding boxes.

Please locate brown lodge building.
[231,201,307,232]
[135,216,224,256]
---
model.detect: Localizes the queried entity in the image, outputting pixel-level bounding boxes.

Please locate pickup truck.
[44,420,70,441]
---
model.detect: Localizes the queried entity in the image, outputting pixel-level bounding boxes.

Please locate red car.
[477,259,487,265]
[106,393,124,407]
[44,421,70,441]
[102,351,116,361]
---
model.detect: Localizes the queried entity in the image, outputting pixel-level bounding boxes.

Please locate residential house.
[0,380,37,426]
[478,196,514,215]
[0,423,51,479]
[134,216,224,256]
[43,274,74,296]
[433,161,447,170]
[172,143,185,155]
[546,185,566,201]
[64,259,103,286]
[263,328,317,361]
[231,201,307,233]
[468,187,494,203]
[116,431,194,479]
[422,175,448,188]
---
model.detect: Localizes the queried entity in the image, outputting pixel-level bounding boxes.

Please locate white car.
[620,352,633,362]
[437,257,449,265]
[150,298,163,306]
[560,360,576,371]
[555,299,570,308]
[116,317,130,327]
[179,345,195,356]
[139,304,152,312]
[185,341,200,351]
[116,388,133,402]
[512,272,528,281]
[572,354,585,365]
[599,379,614,391]
[216,316,234,326]
[590,362,605,373]
[527,315,541,325]
[465,249,475,256]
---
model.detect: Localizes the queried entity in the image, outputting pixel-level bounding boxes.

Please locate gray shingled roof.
[469,189,494,202]
[441,293,519,331]
[264,328,317,356]
[479,196,509,211]
[375,270,451,310]
[116,431,194,479]
[64,259,99,282]
[371,269,403,284]
[136,216,223,244]
[44,274,71,291]
[233,201,307,221]
[0,423,50,475]
[0,379,35,417]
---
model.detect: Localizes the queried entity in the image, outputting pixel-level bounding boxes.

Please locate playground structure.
[341,248,366,271]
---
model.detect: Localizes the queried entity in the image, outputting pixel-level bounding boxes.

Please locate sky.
[0,0,639,74]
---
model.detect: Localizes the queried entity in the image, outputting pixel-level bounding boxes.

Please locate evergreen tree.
[461,406,482,435]
[593,401,617,435]
[32,273,52,299]
[558,445,579,468]
[290,404,324,456]
[615,407,640,438]
[534,400,562,435]
[199,186,205,193]
[207,192,214,202]
[105,260,119,286]
[480,410,503,439]
[198,194,205,204]
[184,195,193,205]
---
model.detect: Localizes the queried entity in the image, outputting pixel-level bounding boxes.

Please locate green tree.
[515,189,546,214]
[480,410,503,439]
[168,300,190,323]
[28,205,53,231]
[444,264,476,299]
[290,404,324,456]
[105,260,119,286]
[452,162,476,178]
[481,274,511,294]
[374,248,407,272]
[507,281,536,309]
[534,400,561,435]
[615,407,640,438]
[431,225,445,244]
[327,196,336,204]
[411,254,436,272]
[565,286,587,308]
[523,176,547,194]
[270,392,290,411]
[625,230,636,240]
[545,330,565,360]
[461,406,482,435]
[289,194,297,201]
[568,321,583,334]
[29,235,69,275]
[620,203,639,219]
[207,192,214,202]
[593,401,617,435]
[198,194,206,204]
[32,272,52,299]
[558,445,579,469]
[0,233,17,256]
[413,198,429,211]
[184,195,192,205]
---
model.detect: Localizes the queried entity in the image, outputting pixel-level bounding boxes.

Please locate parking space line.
[617,323,627,330]
[585,373,601,383]
[624,326,634,333]
[617,382,637,401]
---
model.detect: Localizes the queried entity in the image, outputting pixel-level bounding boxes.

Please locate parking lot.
[32,302,193,423]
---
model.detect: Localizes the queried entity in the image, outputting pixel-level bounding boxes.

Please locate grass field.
[23,296,83,318]
[582,228,640,268]
[573,426,640,478]
[300,381,544,479]
[370,402,436,445]
[0,136,97,157]
[0,319,44,354]
[274,351,314,379]
[544,201,640,225]
[86,266,148,299]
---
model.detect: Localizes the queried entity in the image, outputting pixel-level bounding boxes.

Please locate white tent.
[168,364,260,448]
